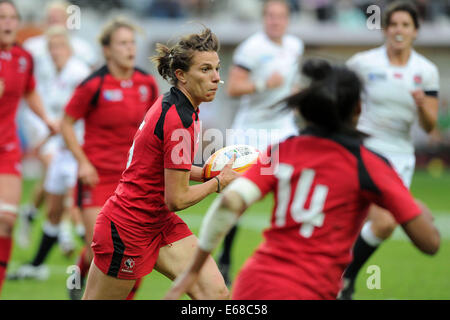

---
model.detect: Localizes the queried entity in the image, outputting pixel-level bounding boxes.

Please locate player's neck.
[107,61,134,80]
[386,46,412,66]
[176,85,199,110]
[0,42,13,51]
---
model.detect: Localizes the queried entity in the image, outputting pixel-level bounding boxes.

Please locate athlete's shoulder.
[134,67,157,83]
[79,65,109,87]
[284,34,304,52]
[348,46,385,65]
[12,44,33,60]
[237,32,267,51]
[154,87,197,140]
[411,50,439,73]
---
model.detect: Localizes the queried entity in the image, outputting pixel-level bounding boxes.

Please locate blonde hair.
[46,0,71,12]
[98,17,137,47]
[45,25,72,49]
[151,28,220,86]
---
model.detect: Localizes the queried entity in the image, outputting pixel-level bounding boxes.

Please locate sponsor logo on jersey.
[0,52,11,60]
[368,72,386,81]
[139,85,149,102]
[120,80,133,88]
[18,56,27,73]
[393,72,403,79]
[103,89,123,101]
[413,74,422,85]
[121,257,135,273]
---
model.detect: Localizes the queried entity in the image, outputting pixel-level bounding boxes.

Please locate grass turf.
[2,169,449,300]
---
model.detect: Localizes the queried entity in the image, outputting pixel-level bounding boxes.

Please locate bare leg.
[155,235,229,300]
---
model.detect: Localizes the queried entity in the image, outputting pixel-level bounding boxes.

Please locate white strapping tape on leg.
[0,201,19,215]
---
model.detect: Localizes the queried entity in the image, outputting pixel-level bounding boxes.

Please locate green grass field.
[2,169,449,300]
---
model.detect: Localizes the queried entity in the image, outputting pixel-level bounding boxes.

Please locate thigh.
[83,261,136,300]
[82,206,103,245]
[155,235,229,300]
[0,174,22,205]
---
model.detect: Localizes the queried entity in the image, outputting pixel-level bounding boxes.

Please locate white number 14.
[275,164,328,238]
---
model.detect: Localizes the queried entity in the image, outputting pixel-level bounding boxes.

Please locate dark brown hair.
[151,28,219,86]
[98,17,137,47]
[383,1,420,30]
[0,0,20,20]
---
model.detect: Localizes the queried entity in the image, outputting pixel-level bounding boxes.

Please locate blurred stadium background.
[5,0,450,299]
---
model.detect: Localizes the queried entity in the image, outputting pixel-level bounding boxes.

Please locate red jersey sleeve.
[360,147,421,224]
[242,145,277,197]
[64,78,98,120]
[163,108,194,171]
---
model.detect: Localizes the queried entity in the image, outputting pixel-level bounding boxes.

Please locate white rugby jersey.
[230,31,304,145]
[347,46,439,154]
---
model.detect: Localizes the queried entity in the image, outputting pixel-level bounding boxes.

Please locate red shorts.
[0,143,22,177]
[75,174,120,209]
[92,211,193,279]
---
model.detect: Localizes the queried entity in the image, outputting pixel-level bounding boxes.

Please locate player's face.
[0,3,19,48]
[181,51,220,105]
[384,11,417,52]
[263,2,289,42]
[104,27,136,70]
[48,35,72,70]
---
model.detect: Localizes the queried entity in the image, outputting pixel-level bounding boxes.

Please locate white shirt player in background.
[338,1,440,300]
[218,0,304,285]
[11,25,91,281]
[18,1,97,230]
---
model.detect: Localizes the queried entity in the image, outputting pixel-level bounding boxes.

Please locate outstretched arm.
[164,190,246,300]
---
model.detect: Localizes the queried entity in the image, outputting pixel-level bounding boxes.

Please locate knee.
[190,275,230,300]
[0,205,18,236]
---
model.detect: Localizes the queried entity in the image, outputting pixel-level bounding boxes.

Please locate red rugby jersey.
[0,45,36,149]
[101,87,201,233]
[65,65,159,176]
[241,126,422,299]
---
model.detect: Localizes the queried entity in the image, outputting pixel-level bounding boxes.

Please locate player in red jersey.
[82,28,238,300]
[60,18,159,299]
[164,59,440,300]
[0,0,57,295]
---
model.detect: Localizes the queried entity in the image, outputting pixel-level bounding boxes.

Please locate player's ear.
[352,100,362,127]
[175,69,187,85]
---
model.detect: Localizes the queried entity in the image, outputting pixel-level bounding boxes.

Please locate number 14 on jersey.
[275,164,328,238]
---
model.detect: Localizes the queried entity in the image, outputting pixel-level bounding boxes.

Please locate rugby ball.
[203,144,260,180]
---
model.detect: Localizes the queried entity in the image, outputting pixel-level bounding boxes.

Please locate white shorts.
[19,107,49,150]
[44,149,78,195]
[364,137,415,189]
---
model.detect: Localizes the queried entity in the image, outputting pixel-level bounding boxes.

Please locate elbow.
[419,229,441,255]
[424,231,441,255]
[165,196,183,212]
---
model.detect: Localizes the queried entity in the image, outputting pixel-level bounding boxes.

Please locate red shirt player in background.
[82,28,238,300]
[165,59,440,300]
[0,0,56,295]
[60,18,158,299]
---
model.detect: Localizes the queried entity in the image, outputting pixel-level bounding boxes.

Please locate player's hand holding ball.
[203,145,261,192]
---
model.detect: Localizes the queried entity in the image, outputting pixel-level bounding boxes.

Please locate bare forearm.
[169,178,218,212]
[61,116,88,164]
[417,96,438,133]
[190,165,204,182]
[25,90,49,123]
